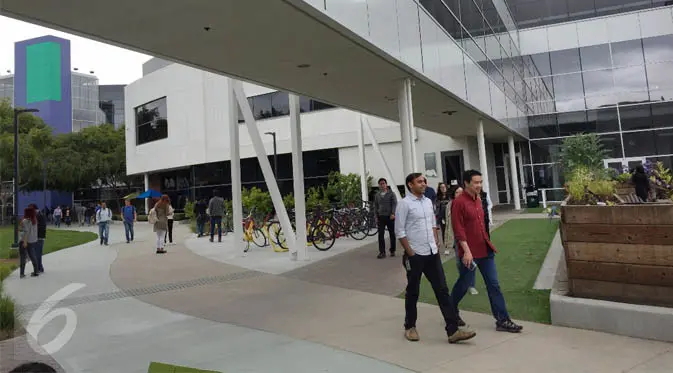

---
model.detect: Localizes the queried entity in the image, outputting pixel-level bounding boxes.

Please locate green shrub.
[137,214,148,222]
[184,200,195,220]
[112,214,122,221]
[242,187,273,216]
[0,291,17,338]
[173,213,186,221]
[0,265,14,282]
[588,180,616,200]
[7,250,18,260]
[616,172,632,184]
[560,133,608,178]
[283,193,295,210]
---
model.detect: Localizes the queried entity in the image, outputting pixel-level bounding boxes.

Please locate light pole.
[265,131,278,177]
[12,108,39,248]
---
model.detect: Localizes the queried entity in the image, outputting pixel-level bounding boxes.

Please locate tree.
[559,133,608,178]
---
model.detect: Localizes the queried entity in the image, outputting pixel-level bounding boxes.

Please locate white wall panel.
[366,0,401,59]
[547,23,579,51]
[639,7,673,38]
[608,13,641,43]
[396,0,423,72]
[437,32,467,100]
[518,28,548,55]
[577,18,609,48]
[324,0,370,39]
[464,57,492,116]
[419,10,441,83]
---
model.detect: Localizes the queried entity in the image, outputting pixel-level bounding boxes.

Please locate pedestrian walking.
[18,207,40,278]
[444,187,479,295]
[208,189,226,243]
[151,195,170,254]
[451,170,523,333]
[29,204,46,273]
[122,199,137,243]
[374,178,397,259]
[194,198,208,237]
[395,172,476,344]
[165,201,175,245]
[435,182,450,245]
[96,202,112,245]
[53,206,62,227]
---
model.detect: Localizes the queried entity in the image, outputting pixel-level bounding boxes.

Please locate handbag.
[148,208,158,224]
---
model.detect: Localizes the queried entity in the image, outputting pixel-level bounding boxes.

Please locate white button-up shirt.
[395,194,438,256]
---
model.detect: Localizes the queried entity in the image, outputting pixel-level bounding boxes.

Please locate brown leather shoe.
[405,327,420,342]
[448,328,476,344]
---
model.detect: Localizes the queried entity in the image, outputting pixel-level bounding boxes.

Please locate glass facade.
[72,73,102,132]
[419,0,544,118]
[519,27,673,200]
[99,84,125,128]
[0,75,13,104]
[135,97,168,145]
[508,0,669,29]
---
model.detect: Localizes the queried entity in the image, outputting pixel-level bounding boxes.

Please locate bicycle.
[242,208,268,252]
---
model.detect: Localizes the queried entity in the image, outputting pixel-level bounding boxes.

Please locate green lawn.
[148,362,220,373]
[0,227,97,259]
[417,218,559,324]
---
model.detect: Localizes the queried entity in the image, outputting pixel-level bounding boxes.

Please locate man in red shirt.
[451,170,522,333]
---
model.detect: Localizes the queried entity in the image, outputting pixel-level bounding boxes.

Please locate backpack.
[148,208,158,224]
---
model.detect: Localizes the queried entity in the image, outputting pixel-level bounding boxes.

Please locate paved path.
[3,220,672,372]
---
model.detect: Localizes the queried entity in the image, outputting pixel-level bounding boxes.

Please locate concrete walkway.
[4,221,672,372]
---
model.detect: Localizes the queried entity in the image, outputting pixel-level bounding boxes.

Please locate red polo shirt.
[451,191,496,259]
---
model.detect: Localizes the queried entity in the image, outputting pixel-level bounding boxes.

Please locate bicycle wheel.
[312,223,336,251]
[252,227,267,247]
[365,213,378,236]
[349,219,368,240]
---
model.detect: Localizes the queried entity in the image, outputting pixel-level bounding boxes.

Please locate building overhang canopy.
[1,0,523,141]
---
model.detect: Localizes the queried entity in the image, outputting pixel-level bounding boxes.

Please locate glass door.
[603,157,646,173]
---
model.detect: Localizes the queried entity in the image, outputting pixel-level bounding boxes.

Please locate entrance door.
[603,157,646,173]
[503,153,525,204]
[441,151,464,188]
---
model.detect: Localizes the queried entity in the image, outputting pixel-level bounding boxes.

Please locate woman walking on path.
[152,195,170,254]
[18,207,40,278]
[164,201,175,245]
[435,183,450,246]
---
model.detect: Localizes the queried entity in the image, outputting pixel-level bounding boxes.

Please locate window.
[613,65,648,93]
[611,39,644,68]
[530,138,562,164]
[238,93,335,121]
[646,62,673,91]
[580,44,612,71]
[582,69,614,97]
[135,97,168,145]
[529,113,559,139]
[558,111,589,136]
[550,49,581,75]
[586,107,620,133]
[533,163,564,189]
[553,73,585,100]
[619,104,652,131]
[643,34,673,64]
[651,102,673,129]
[270,92,289,117]
[600,133,623,158]
[623,130,656,157]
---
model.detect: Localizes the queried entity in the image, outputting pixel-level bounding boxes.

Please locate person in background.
[122,199,137,243]
[423,180,437,204]
[28,204,46,274]
[164,201,175,245]
[64,206,72,227]
[85,204,93,225]
[52,205,62,228]
[77,204,86,226]
[194,198,208,237]
[396,172,476,344]
[447,186,478,295]
[481,190,493,238]
[374,178,397,259]
[153,195,170,254]
[435,182,450,246]
[632,165,650,202]
[18,207,39,278]
[208,189,226,243]
[451,170,522,333]
[96,202,112,245]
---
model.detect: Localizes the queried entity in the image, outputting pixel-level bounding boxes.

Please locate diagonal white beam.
[228,79,244,252]
[362,115,402,201]
[232,80,298,256]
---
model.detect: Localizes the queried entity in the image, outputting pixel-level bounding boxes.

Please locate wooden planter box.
[560,204,673,308]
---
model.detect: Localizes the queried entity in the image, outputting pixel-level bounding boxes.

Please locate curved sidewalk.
[3,223,411,373]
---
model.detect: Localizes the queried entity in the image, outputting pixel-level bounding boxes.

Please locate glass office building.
[99,84,125,128]
[421,1,673,203]
[0,74,13,104]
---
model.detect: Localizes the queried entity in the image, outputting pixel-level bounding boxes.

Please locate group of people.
[191,190,226,243]
[42,203,109,228]
[374,170,522,344]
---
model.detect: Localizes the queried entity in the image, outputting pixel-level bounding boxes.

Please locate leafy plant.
[324,172,371,206]
[242,187,273,217]
[283,193,295,210]
[647,161,673,200]
[587,180,616,200]
[306,186,329,212]
[560,134,608,178]
[567,181,586,204]
[184,200,195,220]
[0,265,14,282]
[616,172,632,184]
[0,290,17,339]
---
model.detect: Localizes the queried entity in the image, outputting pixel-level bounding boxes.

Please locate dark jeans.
[19,242,38,276]
[35,239,45,272]
[54,216,61,227]
[165,219,174,243]
[196,215,206,236]
[210,216,222,240]
[377,215,396,254]
[455,250,476,288]
[124,221,134,242]
[403,253,459,336]
[452,250,510,322]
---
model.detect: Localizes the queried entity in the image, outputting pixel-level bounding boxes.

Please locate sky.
[0,16,151,85]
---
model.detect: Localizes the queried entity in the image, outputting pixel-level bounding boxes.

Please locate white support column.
[362,116,402,201]
[289,93,308,261]
[357,116,368,202]
[507,135,522,210]
[143,173,149,214]
[232,81,298,257]
[398,78,415,175]
[477,119,490,195]
[228,79,244,252]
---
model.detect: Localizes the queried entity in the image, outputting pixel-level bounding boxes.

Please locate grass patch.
[0,227,97,259]
[148,362,220,373]
[417,218,559,324]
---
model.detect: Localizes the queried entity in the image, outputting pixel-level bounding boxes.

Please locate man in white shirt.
[395,173,476,344]
[96,202,112,246]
